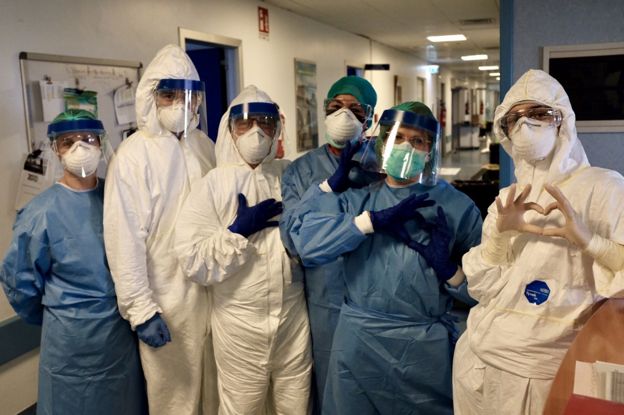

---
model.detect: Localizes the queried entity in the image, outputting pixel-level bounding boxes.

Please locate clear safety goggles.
[53,132,101,152]
[324,98,373,124]
[499,106,562,136]
[229,102,282,139]
[364,109,441,185]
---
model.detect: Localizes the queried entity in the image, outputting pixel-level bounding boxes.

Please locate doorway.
[179,28,243,141]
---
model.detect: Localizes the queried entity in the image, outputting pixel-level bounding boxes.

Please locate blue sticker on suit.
[525,280,550,305]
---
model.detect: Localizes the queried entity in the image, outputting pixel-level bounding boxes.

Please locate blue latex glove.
[327,140,363,193]
[369,193,435,241]
[407,206,458,282]
[136,313,171,348]
[228,193,283,238]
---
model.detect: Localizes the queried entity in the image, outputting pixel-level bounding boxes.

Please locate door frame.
[178,27,243,104]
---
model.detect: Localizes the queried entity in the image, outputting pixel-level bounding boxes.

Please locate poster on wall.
[294,59,318,152]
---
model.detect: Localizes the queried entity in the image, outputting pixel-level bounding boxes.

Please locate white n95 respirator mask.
[324,108,363,148]
[61,141,102,178]
[510,117,558,162]
[236,126,274,165]
[157,104,199,134]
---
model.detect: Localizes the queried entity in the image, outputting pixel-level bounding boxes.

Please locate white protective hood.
[215,85,279,167]
[494,70,590,194]
[135,44,200,136]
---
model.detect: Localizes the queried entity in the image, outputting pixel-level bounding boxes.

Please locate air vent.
[459,18,496,25]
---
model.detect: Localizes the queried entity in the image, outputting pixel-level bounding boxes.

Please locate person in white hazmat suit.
[103,44,218,415]
[453,69,624,415]
[173,85,312,415]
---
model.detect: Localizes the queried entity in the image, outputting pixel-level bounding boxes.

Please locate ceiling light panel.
[461,54,488,61]
[426,34,467,42]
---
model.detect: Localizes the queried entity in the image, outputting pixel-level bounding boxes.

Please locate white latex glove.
[541,184,592,249]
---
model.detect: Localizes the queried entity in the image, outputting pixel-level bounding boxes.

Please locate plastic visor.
[229,102,282,139]
[154,78,207,138]
[368,109,441,185]
[51,134,112,179]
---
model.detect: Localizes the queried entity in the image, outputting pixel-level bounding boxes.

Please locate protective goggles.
[499,106,562,135]
[229,102,281,138]
[324,98,373,124]
[54,132,101,151]
[154,79,205,108]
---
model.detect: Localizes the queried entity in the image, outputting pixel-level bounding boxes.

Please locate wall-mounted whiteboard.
[19,52,143,153]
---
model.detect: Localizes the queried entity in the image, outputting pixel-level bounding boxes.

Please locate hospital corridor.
[1,1,623,414]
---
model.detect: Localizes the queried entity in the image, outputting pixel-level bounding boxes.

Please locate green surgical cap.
[392,101,435,119]
[327,76,377,109]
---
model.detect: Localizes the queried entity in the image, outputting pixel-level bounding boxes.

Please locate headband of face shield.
[499,105,562,137]
[372,109,441,185]
[47,115,110,178]
[154,78,205,135]
[229,102,281,164]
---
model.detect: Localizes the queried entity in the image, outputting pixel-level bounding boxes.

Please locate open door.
[179,28,243,141]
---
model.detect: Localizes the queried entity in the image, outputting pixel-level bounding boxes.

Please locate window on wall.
[417,77,425,102]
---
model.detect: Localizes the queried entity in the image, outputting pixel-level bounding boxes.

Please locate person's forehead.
[56,131,95,139]
[508,101,546,113]
[397,125,426,137]
[332,94,360,105]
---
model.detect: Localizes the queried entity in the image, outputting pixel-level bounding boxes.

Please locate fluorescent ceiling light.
[461,54,488,61]
[489,72,500,76]
[478,65,499,71]
[496,77,500,80]
[427,34,466,42]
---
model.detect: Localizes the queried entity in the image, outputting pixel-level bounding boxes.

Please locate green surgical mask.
[384,142,428,180]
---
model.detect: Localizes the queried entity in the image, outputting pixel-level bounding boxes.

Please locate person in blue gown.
[280,76,383,411]
[0,110,147,415]
[288,102,482,414]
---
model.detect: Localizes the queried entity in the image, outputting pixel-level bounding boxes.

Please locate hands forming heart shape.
[495,183,592,248]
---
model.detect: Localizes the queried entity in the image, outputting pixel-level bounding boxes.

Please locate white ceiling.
[265,0,500,80]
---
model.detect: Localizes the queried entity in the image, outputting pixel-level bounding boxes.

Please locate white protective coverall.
[173,85,312,415]
[104,44,218,415]
[453,69,624,414]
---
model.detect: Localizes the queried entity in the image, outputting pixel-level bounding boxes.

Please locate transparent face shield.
[499,105,562,137]
[369,109,441,185]
[154,79,206,138]
[47,119,111,178]
[228,102,282,140]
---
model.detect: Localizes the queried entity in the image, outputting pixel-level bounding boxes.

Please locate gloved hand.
[406,206,458,282]
[136,313,171,348]
[369,193,435,242]
[327,140,362,193]
[540,184,592,248]
[228,193,283,238]
[495,183,546,235]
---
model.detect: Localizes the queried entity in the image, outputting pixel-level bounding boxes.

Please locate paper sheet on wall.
[39,80,69,122]
[114,85,136,125]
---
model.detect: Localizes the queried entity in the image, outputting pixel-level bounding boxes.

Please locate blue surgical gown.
[0,182,147,415]
[280,144,383,411]
[289,180,482,415]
